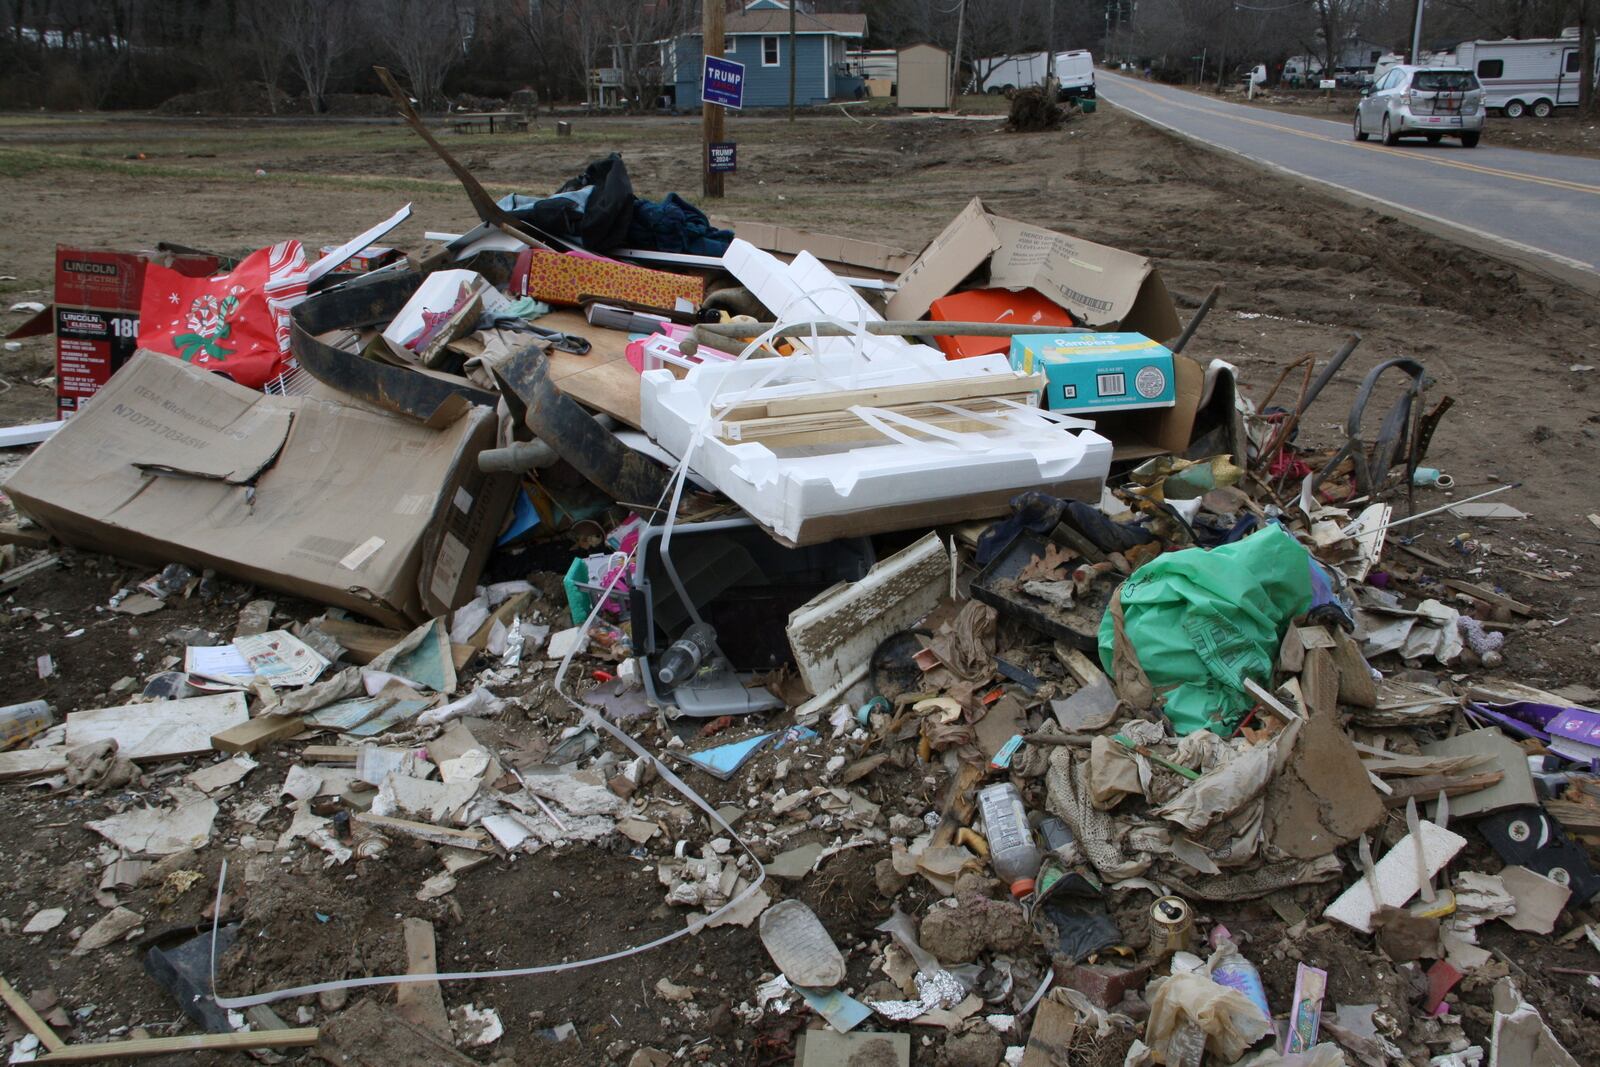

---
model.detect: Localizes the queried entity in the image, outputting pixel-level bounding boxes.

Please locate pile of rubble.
[0,77,1594,1067]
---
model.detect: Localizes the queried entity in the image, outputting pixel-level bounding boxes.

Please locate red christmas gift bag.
[137,241,310,389]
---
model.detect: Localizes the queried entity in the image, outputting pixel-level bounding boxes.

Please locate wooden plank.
[353,812,493,851]
[0,975,67,1053]
[718,396,1027,446]
[0,525,52,549]
[211,714,305,755]
[1052,643,1110,690]
[0,749,68,781]
[302,745,358,764]
[720,371,1044,421]
[537,311,642,429]
[1546,799,1600,835]
[67,693,248,763]
[1381,771,1504,808]
[1441,578,1534,617]
[35,1028,318,1062]
[396,918,451,1040]
[0,553,61,592]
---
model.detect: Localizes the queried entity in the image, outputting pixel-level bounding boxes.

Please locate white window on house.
[724,35,735,53]
[763,36,780,67]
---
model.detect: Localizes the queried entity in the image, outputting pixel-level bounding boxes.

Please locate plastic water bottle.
[977,782,1042,898]
[0,700,53,750]
[1208,925,1272,1022]
[655,623,717,688]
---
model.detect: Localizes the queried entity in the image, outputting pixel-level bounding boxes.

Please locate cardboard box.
[887,198,1181,341]
[319,243,405,274]
[518,248,704,310]
[53,246,220,419]
[6,352,516,628]
[929,287,1077,360]
[1089,353,1204,461]
[1010,332,1176,413]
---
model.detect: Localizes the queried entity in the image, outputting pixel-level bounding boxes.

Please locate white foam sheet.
[641,350,1112,545]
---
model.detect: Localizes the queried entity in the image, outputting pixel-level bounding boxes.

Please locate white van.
[1453,34,1595,117]
[1054,50,1096,101]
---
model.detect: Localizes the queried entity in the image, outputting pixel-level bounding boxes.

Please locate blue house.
[665,1,867,108]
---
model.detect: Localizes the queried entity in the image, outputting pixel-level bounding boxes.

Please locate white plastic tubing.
[211,296,893,1008]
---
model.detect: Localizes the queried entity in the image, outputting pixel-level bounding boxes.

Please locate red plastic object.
[1424,960,1462,1015]
[591,670,615,683]
[927,287,1078,361]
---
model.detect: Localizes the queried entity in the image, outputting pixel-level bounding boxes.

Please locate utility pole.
[1047,0,1057,94]
[703,0,725,198]
[787,0,796,121]
[1410,0,1425,64]
[951,0,966,102]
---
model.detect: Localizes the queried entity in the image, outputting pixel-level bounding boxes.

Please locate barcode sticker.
[339,536,385,571]
[1096,372,1126,397]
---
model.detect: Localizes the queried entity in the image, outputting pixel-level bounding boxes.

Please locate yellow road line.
[1112,78,1600,197]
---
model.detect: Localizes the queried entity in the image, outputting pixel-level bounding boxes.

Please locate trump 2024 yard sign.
[703,55,745,109]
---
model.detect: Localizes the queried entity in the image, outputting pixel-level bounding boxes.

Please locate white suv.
[1354,66,1485,148]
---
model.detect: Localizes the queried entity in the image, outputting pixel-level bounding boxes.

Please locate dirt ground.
[1194,83,1600,158]
[2,107,1600,1065]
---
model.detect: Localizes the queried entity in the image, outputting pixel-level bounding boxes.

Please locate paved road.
[1097,71,1600,286]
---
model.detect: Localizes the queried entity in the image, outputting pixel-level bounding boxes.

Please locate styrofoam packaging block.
[641,350,1113,546]
[722,240,908,361]
[1324,820,1467,933]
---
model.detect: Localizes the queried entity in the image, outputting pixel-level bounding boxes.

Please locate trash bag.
[1100,524,1312,736]
[1144,971,1273,1064]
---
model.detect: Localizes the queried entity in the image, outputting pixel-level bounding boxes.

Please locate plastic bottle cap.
[1009,879,1035,899]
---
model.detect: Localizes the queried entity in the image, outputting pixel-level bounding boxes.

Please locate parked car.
[1353,65,1484,147]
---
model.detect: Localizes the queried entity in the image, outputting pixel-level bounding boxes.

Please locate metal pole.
[1410,0,1425,64]
[703,0,725,199]
[787,0,796,122]
[951,0,966,102]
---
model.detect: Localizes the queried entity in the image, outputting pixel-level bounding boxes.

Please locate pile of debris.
[0,71,1594,1067]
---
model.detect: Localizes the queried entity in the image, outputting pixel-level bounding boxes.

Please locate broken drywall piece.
[1325,821,1468,933]
[787,533,948,721]
[85,797,218,855]
[65,692,248,762]
[1489,978,1579,1067]
[1264,703,1385,859]
[72,906,144,954]
[1420,729,1537,818]
[186,754,258,794]
[1499,865,1571,935]
[759,898,846,989]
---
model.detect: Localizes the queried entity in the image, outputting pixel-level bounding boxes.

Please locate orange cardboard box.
[522,249,704,310]
[928,287,1077,360]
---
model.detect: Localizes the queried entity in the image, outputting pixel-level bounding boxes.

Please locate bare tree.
[373,0,470,112]
[282,0,354,112]
[241,4,293,113]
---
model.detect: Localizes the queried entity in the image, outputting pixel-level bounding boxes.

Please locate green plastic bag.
[1099,524,1312,736]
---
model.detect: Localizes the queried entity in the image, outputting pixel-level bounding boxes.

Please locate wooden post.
[787,0,797,122]
[703,0,725,199]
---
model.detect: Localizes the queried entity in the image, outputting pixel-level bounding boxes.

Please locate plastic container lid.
[1009,878,1035,899]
